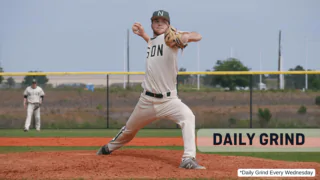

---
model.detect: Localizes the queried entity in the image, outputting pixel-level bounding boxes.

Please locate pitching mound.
[1,149,319,179]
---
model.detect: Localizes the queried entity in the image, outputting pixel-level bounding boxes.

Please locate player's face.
[32,82,37,88]
[151,18,169,35]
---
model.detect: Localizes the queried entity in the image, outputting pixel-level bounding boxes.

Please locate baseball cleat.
[23,129,28,132]
[96,145,112,155]
[179,158,206,169]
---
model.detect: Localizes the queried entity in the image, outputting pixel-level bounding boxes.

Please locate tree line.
[177,58,320,90]
[0,70,49,87]
[0,58,319,90]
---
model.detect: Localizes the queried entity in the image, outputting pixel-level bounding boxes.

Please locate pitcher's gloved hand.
[165,25,188,49]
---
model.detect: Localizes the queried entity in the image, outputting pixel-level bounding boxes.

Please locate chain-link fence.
[0,72,319,129]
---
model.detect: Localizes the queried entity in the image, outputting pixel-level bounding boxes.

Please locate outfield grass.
[1,129,320,163]
[0,129,182,137]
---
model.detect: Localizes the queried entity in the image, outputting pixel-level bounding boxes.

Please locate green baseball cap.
[151,10,170,24]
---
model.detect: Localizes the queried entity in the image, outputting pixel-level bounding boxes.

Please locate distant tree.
[22,71,49,85]
[0,67,4,84]
[6,77,16,87]
[177,67,190,85]
[210,58,250,90]
[285,65,305,89]
[284,65,319,90]
[307,70,320,90]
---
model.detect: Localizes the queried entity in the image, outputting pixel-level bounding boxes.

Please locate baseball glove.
[33,103,41,111]
[164,25,188,49]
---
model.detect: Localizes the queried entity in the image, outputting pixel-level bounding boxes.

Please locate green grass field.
[1,129,320,163]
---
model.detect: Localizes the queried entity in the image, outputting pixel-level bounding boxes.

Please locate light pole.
[305,37,308,90]
[197,42,200,90]
[259,49,262,86]
[123,36,126,89]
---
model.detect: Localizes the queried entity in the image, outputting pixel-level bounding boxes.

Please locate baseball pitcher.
[23,79,45,132]
[97,10,205,169]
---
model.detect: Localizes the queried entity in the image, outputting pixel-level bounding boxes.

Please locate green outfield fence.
[0,71,319,129]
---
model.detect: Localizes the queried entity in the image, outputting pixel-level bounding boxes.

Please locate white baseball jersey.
[142,34,179,94]
[106,32,198,160]
[23,86,45,103]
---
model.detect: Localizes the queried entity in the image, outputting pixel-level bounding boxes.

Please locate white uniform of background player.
[97,10,205,169]
[23,79,45,132]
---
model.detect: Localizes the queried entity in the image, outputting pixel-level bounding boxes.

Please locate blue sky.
[0,0,319,73]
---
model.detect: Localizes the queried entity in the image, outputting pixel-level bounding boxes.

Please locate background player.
[97,10,205,169]
[23,79,45,132]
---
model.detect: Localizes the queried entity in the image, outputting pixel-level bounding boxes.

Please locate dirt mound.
[1,149,319,179]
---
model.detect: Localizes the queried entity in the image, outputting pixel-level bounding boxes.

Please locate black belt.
[145,91,171,98]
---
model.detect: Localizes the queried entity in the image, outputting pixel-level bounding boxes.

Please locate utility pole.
[277,30,281,90]
[127,29,130,87]
[305,37,308,90]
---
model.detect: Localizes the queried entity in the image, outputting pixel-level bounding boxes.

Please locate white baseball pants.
[107,90,196,159]
[24,103,41,130]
